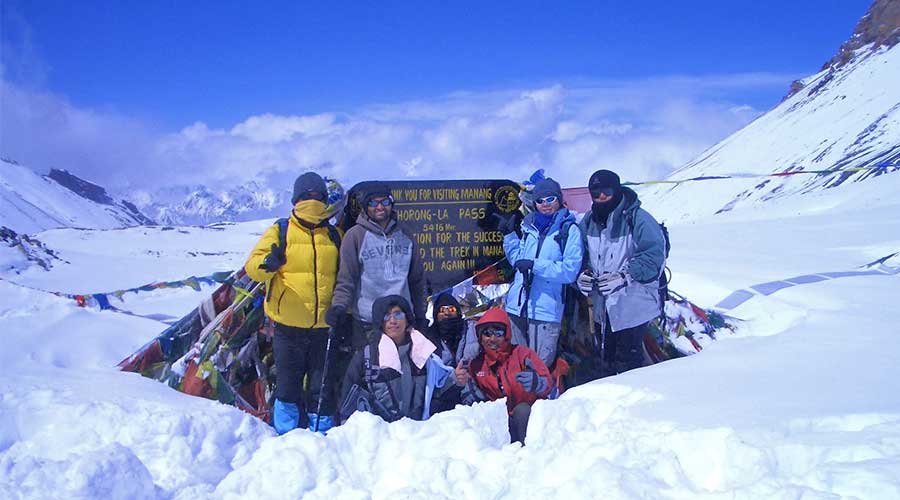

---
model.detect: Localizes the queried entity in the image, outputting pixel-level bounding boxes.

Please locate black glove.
[493,212,522,236]
[259,243,287,272]
[325,304,347,328]
[514,259,534,275]
[515,358,550,394]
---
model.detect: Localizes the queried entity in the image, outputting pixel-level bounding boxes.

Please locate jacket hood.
[618,186,641,213]
[475,307,512,341]
[372,294,414,329]
[355,211,399,235]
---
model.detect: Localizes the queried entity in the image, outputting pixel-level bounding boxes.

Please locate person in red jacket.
[456,307,552,444]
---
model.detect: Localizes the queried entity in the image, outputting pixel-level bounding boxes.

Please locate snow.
[2,169,899,498]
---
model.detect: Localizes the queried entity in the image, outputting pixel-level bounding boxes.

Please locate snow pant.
[596,319,647,377]
[509,314,560,369]
[273,323,336,419]
[509,402,532,445]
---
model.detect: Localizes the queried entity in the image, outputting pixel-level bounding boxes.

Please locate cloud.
[1,72,791,197]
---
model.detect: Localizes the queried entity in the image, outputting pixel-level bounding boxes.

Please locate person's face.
[479,324,509,351]
[366,196,393,223]
[591,186,616,204]
[382,305,408,344]
[436,304,460,323]
[535,195,561,215]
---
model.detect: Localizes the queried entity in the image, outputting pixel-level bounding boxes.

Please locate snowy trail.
[3,191,900,498]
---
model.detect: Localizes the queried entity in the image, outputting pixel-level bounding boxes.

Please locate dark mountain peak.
[786,0,900,99]
[824,0,900,70]
[45,168,115,206]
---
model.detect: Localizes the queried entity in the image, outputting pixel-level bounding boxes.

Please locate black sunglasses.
[590,186,616,198]
[367,197,394,208]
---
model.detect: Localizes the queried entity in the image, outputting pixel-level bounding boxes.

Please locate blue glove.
[515,358,550,394]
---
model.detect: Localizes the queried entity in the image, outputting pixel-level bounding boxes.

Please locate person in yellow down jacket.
[245,172,342,434]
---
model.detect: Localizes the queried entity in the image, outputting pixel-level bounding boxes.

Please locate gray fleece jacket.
[331,213,426,325]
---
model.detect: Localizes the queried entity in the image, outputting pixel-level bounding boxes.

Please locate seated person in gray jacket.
[339,295,454,423]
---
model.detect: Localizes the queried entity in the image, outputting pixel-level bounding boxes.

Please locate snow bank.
[2,182,900,498]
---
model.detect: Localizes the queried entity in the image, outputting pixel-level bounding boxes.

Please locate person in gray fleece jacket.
[326,182,427,348]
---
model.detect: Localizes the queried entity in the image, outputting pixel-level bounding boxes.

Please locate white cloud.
[1,73,786,197]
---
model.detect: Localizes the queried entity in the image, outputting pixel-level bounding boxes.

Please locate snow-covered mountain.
[641,0,900,221]
[134,182,285,226]
[0,158,155,234]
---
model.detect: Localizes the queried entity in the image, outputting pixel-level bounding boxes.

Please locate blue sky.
[0,0,873,193]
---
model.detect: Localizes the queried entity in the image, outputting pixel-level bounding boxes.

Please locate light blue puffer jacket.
[504,208,583,323]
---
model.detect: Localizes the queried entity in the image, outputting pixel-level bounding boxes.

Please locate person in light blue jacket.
[497,178,583,368]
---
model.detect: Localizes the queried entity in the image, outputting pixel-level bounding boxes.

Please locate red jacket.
[467,308,552,413]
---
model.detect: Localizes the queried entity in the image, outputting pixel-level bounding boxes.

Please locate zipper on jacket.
[491,364,506,397]
[311,227,320,328]
[521,231,549,321]
[276,288,287,315]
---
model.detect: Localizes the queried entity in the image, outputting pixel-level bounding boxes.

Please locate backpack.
[553,218,580,255]
[625,212,671,314]
[265,217,342,306]
[275,217,342,257]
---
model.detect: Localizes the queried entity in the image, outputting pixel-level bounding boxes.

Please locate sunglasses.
[438,305,459,315]
[479,326,506,338]
[590,187,616,198]
[367,197,394,208]
[535,195,558,205]
[383,311,406,322]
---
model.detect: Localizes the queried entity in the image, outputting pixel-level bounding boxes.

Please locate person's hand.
[595,271,629,295]
[325,304,347,327]
[259,243,286,272]
[493,212,522,236]
[454,360,470,387]
[514,259,534,275]
[515,358,550,394]
[576,270,595,296]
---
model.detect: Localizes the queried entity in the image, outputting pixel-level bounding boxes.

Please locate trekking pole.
[593,279,607,378]
[522,269,535,351]
[313,326,335,432]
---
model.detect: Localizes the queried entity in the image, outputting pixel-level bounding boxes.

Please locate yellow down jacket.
[244,211,341,329]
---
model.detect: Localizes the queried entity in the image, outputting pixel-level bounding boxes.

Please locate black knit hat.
[291,172,327,204]
[372,295,414,327]
[588,170,621,190]
[532,178,563,202]
[359,181,392,207]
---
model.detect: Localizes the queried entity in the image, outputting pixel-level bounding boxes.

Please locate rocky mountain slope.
[642,0,900,221]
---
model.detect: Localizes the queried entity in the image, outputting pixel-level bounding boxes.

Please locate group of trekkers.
[244,169,667,443]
